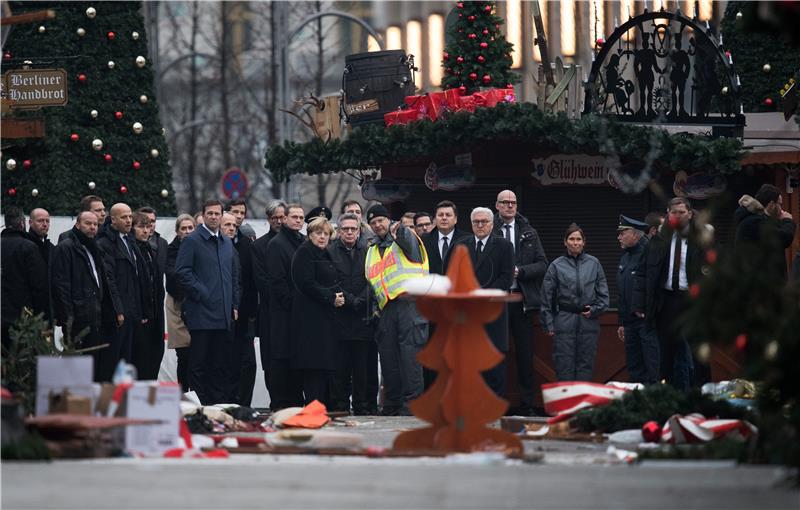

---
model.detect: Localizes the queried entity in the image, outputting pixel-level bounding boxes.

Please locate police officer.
[616,215,659,384]
[364,204,429,416]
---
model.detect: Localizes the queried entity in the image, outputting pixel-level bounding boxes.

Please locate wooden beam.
[1,9,56,26]
[0,117,46,138]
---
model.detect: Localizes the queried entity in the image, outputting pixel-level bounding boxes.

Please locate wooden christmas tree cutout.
[393,244,522,454]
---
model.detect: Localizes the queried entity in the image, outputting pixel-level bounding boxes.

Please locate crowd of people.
[1,183,795,416]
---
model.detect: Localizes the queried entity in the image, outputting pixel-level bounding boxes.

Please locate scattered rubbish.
[265,429,364,450]
[606,445,638,464]
[607,429,644,444]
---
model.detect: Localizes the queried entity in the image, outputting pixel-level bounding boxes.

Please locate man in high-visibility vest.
[364,204,430,416]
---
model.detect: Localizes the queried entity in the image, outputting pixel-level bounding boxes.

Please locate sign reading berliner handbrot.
[2,68,68,108]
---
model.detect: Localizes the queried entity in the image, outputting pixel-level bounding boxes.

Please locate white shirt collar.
[202,223,219,238]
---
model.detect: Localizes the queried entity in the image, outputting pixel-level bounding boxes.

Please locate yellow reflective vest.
[365,236,429,310]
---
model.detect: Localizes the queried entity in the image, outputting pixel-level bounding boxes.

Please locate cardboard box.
[48,390,92,415]
[116,381,181,455]
[36,356,94,416]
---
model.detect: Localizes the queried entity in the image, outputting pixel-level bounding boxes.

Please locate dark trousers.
[302,369,333,406]
[623,319,660,384]
[257,309,271,398]
[175,346,190,392]
[331,340,376,413]
[375,299,426,411]
[508,300,536,408]
[188,329,229,405]
[230,317,256,406]
[656,290,693,391]
[94,320,133,382]
[69,320,112,383]
[482,357,507,399]
[131,320,164,381]
[268,358,303,410]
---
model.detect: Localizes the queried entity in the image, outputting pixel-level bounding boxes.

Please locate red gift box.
[384,109,423,127]
[444,88,462,109]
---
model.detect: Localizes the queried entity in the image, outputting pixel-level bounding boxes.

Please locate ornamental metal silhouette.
[583,7,745,137]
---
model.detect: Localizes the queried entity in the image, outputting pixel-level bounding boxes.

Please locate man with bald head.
[51,211,124,381]
[493,189,548,415]
[95,203,149,379]
[27,208,54,265]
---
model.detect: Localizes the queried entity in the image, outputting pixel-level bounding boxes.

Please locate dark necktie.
[504,224,512,241]
[671,234,682,291]
[476,239,484,255]
[441,235,449,260]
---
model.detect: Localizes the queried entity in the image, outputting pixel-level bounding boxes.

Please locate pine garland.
[265,103,746,182]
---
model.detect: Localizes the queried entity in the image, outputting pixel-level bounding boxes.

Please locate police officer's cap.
[617,214,647,232]
[305,206,332,223]
[365,204,390,223]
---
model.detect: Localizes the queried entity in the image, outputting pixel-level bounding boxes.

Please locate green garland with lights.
[265,103,746,182]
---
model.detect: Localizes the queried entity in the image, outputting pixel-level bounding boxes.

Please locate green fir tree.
[1,1,175,216]
[440,1,519,94]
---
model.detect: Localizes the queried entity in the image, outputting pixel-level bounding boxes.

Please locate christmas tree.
[1,1,175,216]
[440,1,519,94]
[721,1,800,113]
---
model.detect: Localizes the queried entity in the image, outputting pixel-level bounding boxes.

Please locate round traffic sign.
[221,167,248,199]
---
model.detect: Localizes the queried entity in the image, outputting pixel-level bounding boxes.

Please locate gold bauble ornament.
[38,26,46,33]
[6,158,17,171]
[135,55,146,68]
[31,189,39,197]
[160,189,169,198]
[92,138,103,151]
[132,122,143,134]
[86,7,97,19]
[150,149,159,158]
[139,95,148,104]
[77,27,86,37]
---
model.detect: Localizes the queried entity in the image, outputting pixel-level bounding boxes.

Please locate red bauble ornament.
[22,160,32,170]
[119,185,128,194]
[506,83,513,88]
[480,42,488,49]
[456,56,464,64]
[735,333,748,351]
[484,4,492,12]
[477,55,485,63]
[107,31,116,40]
[132,161,141,170]
[483,29,489,35]
[458,86,467,94]
[468,15,475,22]
[458,13,463,18]
[667,213,681,229]
[642,421,661,443]
[7,188,17,197]
[77,73,87,83]
[457,2,464,8]
[114,111,123,120]
[764,97,773,106]
[70,133,80,142]
[443,52,449,61]
[596,37,605,47]
[482,74,491,84]
[705,249,718,265]
[3,51,12,60]
[468,33,477,40]
[104,153,113,163]
[689,283,701,299]
[725,50,731,58]
[469,72,478,81]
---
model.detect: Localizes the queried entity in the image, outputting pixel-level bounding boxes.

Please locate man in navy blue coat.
[176,199,240,404]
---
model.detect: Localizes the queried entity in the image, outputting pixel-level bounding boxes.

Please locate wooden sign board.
[2,68,68,108]
[0,117,45,138]
[531,154,615,186]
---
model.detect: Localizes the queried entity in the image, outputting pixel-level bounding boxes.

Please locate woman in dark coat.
[130,212,159,380]
[290,217,344,406]
[540,223,609,382]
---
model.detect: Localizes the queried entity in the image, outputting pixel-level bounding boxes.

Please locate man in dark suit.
[95,203,149,381]
[226,198,258,405]
[422,200,470,276]
[456,206,515,398]
[264,203,305,409]
[493,190,548,415]
[26,208,54,266]
[1,207,49,350]
[175,199,240,404]
[633,197,706,390]
[58,195,107,243]
[51,212,124,381]
[137,206,168,379]
[251,200,286,405]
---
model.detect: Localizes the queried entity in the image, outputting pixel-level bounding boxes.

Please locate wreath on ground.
[265,103,747,183]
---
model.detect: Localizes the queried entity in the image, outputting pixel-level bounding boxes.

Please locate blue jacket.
[617,236,647,324]
[175,225,240,331]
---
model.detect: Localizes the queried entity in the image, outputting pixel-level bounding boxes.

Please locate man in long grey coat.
[176,199,240,404]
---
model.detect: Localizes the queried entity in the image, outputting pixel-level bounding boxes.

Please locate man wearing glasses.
[413,212,434,238]
[494,190,548,416]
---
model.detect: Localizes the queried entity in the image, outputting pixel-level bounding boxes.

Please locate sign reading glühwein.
[2,68,68,108]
